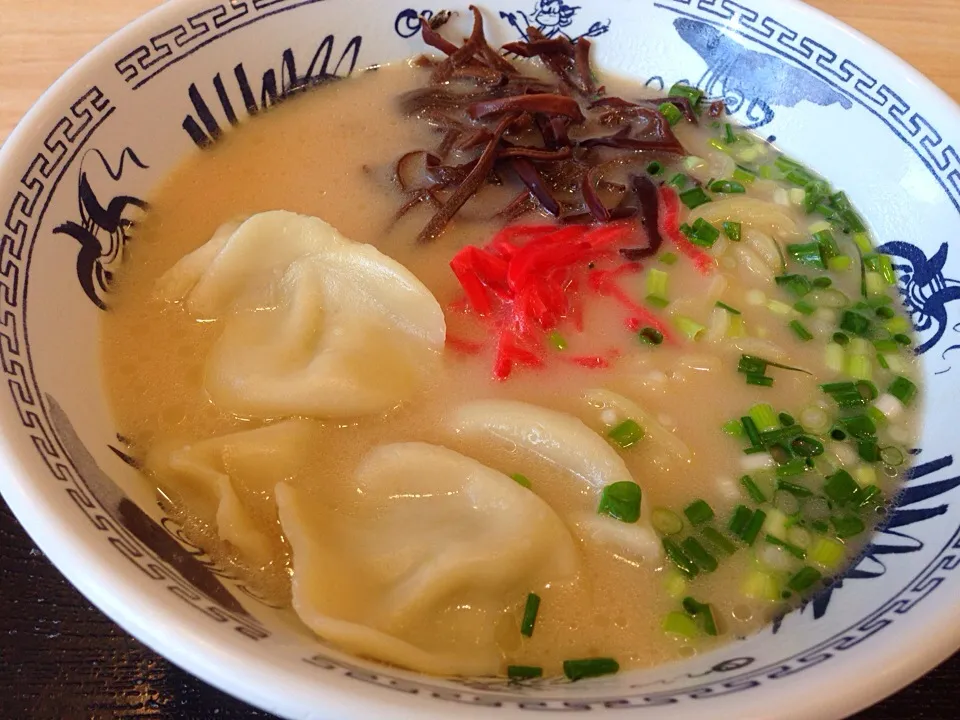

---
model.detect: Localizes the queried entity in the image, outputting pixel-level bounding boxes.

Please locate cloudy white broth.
[101,11,920,680]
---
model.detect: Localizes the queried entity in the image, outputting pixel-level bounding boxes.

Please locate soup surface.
[101,17,920,680]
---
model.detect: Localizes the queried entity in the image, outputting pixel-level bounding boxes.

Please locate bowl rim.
[0,0,958,718]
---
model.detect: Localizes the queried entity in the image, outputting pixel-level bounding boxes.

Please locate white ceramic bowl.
[1,1,958,718]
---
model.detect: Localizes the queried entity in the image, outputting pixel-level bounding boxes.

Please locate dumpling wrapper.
[448,399,661,563]
[277,441,580,676]
[147,420,316,566]
[156,211,446,419]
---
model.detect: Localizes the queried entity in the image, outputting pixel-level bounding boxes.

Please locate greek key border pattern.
[115,0,329,89]
[658,0,960,212]
[0,87,265,641]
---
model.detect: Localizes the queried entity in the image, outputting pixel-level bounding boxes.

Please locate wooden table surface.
[0,1,958,718]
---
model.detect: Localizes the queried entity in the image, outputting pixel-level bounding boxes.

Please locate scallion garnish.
[652,507,684,536]
[646,294,670,309]
[678,186,712,209]
[667,173,688,190]
[563,657,620,681]
[511,473,532,489]
[787,566,823,592]
[684,500,715,526]
[638,327,664,346]
[740,475,767,503]
[659,102,684,126]
[663,538,699,579]
[646,160,664,176]
[722,221,742,241]
[840,310,871,336]
[765,533,806,560]
[520,592,541,637]
[681,597,719,636]
[729,505,752,536]
[659,251,678,265]
[888,376,917,405]
[793,300,816,315]
[775,478,813,497]
[776,458,808,478]
[776,273,813,298]
[597,481,642,523]
[669,82,705,107]
[789,320,814,341]
[740,509,767,545]
[715,300,741,314]
[709,179,746,194]
[748,403,779,433]
[701,526,737,556]
[608,419,644,448]
[787,242,826,269]
[746,374,774,387]
[790,435,824,457]
[831,514,866,539]
[684,217,720,247]
[663,611,699,638]
[674,315,706,340]
[547,330,568,351]
[681,537,718,572]
[723,122,737,144]
[741,415,762,447]
[508,665,543,680]
[823,470,859,504]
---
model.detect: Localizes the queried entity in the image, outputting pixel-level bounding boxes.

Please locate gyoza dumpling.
[156,211,446,420]
[276,441,580,676]
[147,420,317,566]
[448,400,661,563]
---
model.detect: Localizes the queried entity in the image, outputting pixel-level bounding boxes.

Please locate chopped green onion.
[647,268,669,298]
[741,416,762,447]
[667,173,688,190]
[776,458,808,479]
[684,500,715,526]
[740,475,767,503]
[746,374,773,387]
[828,255,852,272]
[875,306,896,321]
[832,514,866,539]
[776,273,813,298]
[810,536,846,570]
[722,221,742,241]
[732,166,756,185]
[765,533,806,560]
[646,294,670,309]
[701,526,738,556]
[674,316,706,340]
[790,435,824,458]
[659,252,678,265]
[547,331,567,351]
[894,333,912,346]
[858,438,881,463]
[563,657,620,681]
[682,597,719,636]
[787,566,823,592]
[776,479,814,497]
[749,403,779,433]
[729,505,753,536]
[743,569,782,601]
[813,229,840,260]
[659,102,684,126]
[663,538,699,579]
[888,376,917,405]
[681,537,718,572]
[598,480,642,523]
[842,414,877,440]
[741,509,767,545]
[508,665,543,680]
[646,160,664,176]
[669,83,705,106]
[511,473,532,489]
[685,217,721,247]
[722,418,745,437]
[823,470,859,504]
[723,122,737,144]
[638,327,664,346]
[678,187,712,209]
[652,507,684,536]
[793,300,816,315]
[779,412,796,427]
[880,446,904,466]
[520,593,540,637]
[709,179,746,194]
[840,310,871,336]
[662,611,699,639]
[832,332,850,346]
[608,420,644,449]
[716,300,741,314]
[789,320,814,341]
[854,484,883,509]
[787,242,826,269]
